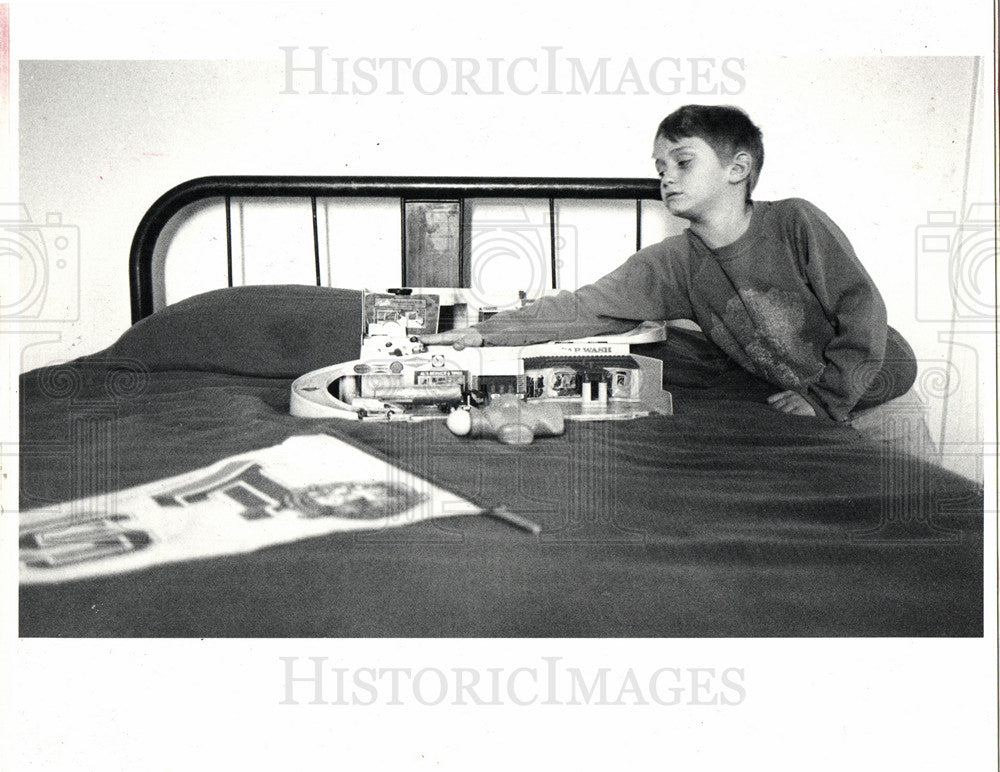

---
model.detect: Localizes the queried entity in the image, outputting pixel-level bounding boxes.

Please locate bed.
[18,176,984,637]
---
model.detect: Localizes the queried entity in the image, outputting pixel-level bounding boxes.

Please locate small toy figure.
[445,395,565,444]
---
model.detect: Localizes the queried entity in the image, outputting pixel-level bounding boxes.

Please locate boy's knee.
[855,327,917,410]
[884,326,918,396]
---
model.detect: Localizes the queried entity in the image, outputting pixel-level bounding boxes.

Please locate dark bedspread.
[19,287,984,637]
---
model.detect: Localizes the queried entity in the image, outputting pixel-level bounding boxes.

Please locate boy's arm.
[793,200,888,421]
[459,242,693,347]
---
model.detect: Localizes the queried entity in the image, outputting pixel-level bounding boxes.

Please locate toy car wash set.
[290,290,674,443]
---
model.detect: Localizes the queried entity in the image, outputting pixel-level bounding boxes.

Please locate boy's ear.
[728,151,753,185]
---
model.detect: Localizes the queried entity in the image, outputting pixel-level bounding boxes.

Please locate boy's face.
[652,134,743,219]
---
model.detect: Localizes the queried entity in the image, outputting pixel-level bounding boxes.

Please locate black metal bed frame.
[128,176,663,323]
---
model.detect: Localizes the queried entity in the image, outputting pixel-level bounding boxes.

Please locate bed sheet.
[18,287,984,637]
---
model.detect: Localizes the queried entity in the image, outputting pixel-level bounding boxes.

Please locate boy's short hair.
[656,105,764,199]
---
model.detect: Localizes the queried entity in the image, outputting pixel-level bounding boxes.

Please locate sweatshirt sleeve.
[791,200,888,421]
[471,239,695,346]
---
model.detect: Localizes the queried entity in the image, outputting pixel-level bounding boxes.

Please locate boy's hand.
[767,390,817,417]
[420,329,485,350]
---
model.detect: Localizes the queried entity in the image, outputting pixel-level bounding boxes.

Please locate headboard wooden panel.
[129,176,663,323]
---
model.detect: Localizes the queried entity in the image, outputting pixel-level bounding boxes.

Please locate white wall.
[14,53,989,478]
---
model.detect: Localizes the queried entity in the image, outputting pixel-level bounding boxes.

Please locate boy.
[423,105,915,421]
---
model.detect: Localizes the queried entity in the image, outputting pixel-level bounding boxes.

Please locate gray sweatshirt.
[473,198,888,421]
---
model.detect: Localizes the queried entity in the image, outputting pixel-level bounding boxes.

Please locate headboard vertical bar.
[224,195,234,287]
[458,198,468,288]
[548,197,557,289]
[310,196,321,286]
[635,199,642,252]
[399,198,408,286]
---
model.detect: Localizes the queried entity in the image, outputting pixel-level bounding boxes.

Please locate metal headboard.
[128,176,663,323]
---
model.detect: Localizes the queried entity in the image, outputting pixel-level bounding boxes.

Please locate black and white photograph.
[2,2,996,768]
